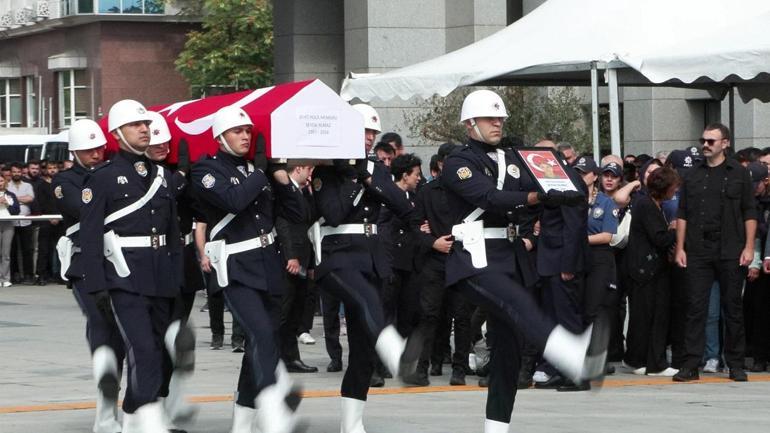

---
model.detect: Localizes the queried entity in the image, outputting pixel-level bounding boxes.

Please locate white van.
[0,131,69,163]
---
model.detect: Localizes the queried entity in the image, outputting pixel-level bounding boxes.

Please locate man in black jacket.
[276,163,318,373]
[674,123,756,382]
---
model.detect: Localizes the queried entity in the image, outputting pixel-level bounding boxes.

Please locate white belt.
[483,226,520,241]
[117,234,167,249]
[226,231,276,255]
[320,223,378,237]
[183,232,194,246]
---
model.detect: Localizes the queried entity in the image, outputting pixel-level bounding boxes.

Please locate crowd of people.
[36,87,770,433]
[0,159,74,287]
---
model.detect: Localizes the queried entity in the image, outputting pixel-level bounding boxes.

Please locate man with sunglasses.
[674,123,756,383]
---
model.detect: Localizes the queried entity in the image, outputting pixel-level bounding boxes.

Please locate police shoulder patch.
[313,177,322,192]
[592,207,604,219]
[457,167,473,180]
[81,188,93,204]
[54,185,63,199]
[612,208,619,218]
[201,173,216,189]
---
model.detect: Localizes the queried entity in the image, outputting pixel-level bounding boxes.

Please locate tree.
[175,0,273,96]
[404,86,596,153]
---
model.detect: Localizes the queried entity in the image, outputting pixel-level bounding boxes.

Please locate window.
[99,0,164,14]
[0,78,23,128]
[58,69,90,128]
[26,76,37,128]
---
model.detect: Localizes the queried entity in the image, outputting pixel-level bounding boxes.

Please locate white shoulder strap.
[104,166,165,225]
[464,149,507,223]
[66,223,80,236]
[210,213,236,240]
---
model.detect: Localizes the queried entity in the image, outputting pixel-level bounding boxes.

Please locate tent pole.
[608,67,621,156]
[590,62,600,161]
[729,85,735,147]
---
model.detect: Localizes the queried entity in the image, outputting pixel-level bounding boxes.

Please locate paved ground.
[1,284,769,433]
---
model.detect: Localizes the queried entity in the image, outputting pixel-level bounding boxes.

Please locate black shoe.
[402,370,430,387]
[231,339,245,353]
[750,360,767,373]
[429,364,443,376]
[672,368,699,382]
[478,376,489,387]
[729,368,748,382]
[285,359,319,373]
[534,374,564,389]
[36,277,48,286]
[210,334,224,350]
[327,359,343,372]
[557,379,591,392]
[449,367,466,386]
[605,364,616,375]
[370,372,385,387]
[517,372,532,390]
[22,276,35,285]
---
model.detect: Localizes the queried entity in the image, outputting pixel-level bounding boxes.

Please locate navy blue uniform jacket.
[79,151,182,297]
[192,151,306,295]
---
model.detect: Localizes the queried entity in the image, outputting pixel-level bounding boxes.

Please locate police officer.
[79,99,186,433]
[442,90,608,433]
[309,103,419,433]
[191,106,306,433]
[145,111,199,429]
[53,119,125,433]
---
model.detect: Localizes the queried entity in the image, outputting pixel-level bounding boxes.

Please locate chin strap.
[218,135,240,157]
[116,129,144,155]
[470,119,495,146]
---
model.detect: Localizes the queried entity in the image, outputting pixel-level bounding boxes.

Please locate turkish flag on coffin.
[99,79,365,163]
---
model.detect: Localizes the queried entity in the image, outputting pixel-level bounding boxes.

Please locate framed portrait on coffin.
[513,147,579,193]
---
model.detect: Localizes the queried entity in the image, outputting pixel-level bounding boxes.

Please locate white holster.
[205,239,229,288]
[452,220,488,269]
[307,220,323,266]
[103,230,131,278]
[56,236,75,281]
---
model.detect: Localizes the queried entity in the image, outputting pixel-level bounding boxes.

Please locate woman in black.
[623,167,680,376]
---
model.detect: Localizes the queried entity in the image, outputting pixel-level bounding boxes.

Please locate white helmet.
[68,119,107,151]
[107,99,153,132]
[351,103,382,132]
[460,89,508,122]
[211,106,253,139]
[147,111,171,146]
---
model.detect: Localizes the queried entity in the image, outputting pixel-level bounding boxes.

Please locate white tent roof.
[341,0,770,102]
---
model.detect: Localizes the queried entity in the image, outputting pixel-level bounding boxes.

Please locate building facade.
[274,0,770,158]
[0,0,197,134]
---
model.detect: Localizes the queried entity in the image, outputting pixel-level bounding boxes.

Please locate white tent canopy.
[341,0,770,157]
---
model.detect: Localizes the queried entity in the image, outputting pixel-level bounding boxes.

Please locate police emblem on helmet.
[137,107,146,114]
[372,116,378,123]
[153,129,159,135]
[89,133,96,140]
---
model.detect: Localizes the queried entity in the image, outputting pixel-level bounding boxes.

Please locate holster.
[56,236,73,281]
[307,221,323,266]
[204,239,229,287]
[451,220,488,269]
[103,230,131,278]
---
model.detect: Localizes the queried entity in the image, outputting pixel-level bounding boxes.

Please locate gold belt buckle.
[363,223,373,237]
[150,234,160,250]
[506,224,519,242]
[259,233,270,247]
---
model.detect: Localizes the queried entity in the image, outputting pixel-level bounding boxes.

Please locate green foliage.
[404,86,593,152]
[175,0,273,96]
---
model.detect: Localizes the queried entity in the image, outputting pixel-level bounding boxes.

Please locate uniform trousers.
[682,254,747,371]
[280,272,309,363]
[318,268,385,401]
[584,247,617,326]
[668,266,688,368]
[222,284,281,407]
[414,256,472,372]
[537,274,584,376]
[72,285,125,367]
[456,271,552,423]
[300,277,319,334]
[109,290,172,413]
[624,272,671,372]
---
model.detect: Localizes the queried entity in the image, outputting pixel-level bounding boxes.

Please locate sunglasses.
[698,138,723,145]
